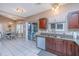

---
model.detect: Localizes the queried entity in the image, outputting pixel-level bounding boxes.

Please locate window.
[51,23,56,29]
[16,24,24,33]
[57,23,63,29]
[56,23,65,31]
[51,22,65,31]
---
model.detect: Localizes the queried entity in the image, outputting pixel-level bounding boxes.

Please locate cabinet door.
[75,44,79,56]
[46,37,52,50]
[65,40,79,56]
[69,42,79,56]
[68,13,79,29]
[66,41,73,56]
[71,42,76,56]
[78,46,79,55]
[63,40,67,56]
[55,39,64,55]
[52,38,56,51]
[39,18,47,29]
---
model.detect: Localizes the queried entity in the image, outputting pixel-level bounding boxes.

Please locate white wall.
[45,3,79,34]
[3,22,16,32]
[24,3,79,35]
[48,3,79,34]
[0,15,16,33]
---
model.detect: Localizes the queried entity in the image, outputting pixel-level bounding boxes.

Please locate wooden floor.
[0,38,41,56]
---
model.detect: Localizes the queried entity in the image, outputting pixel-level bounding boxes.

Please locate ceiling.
[0,3,52,20]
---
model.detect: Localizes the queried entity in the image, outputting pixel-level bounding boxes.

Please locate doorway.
[28,23,38,41]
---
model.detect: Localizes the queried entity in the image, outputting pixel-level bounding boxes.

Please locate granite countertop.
[36,34,74,41]
[36,33,79,45]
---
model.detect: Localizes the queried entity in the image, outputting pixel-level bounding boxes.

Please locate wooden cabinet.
[46,37,79,56]
[66,41,79,56]
[66,41,73,56]
[51,38,56,51]
[39,18,47,29]
[46,37,52,50]
[55,39,64,55]
[78,46,79,55]
[71,42,79,56]
[63,40,67,55]
[68,12,79,29]
[46,37,65,55]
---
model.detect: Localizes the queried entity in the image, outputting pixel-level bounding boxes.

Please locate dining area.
[0,21,40,56]
[0,20,26,41]
[0,21,34,56]
[0,32,17,40]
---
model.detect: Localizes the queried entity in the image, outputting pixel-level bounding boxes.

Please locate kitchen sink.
[40,33,73,39]
[40,33,57,37]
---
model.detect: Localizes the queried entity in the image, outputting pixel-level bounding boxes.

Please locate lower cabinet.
[46,37,52,50]
[63,40,67,55]
[46,37,56,54]
[55,39,64,55]
[46,37,79,56]
[72,42,79,56]
[66,41,79,56]
[66,41,73,56]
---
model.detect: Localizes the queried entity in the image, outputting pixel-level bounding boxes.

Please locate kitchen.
[0,3,79,56]
[36,3,79,56]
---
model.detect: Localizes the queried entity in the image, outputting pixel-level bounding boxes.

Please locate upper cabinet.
[39,18,47,29]
[68,11,79,29]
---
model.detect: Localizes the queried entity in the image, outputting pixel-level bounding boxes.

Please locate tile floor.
[37,50,57,56]
[0,38,56,56]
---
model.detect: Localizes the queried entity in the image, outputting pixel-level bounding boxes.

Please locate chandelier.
[15,7,26,14]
